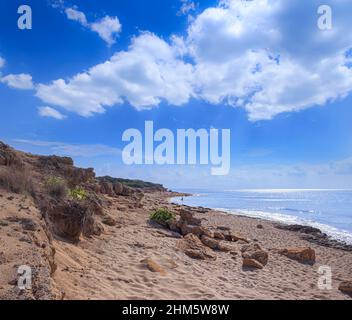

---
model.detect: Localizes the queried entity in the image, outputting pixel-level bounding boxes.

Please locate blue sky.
[1,0,352,190]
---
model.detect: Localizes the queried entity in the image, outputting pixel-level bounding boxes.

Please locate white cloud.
[187,0,352,120]
[63,6,121,46]
[65,7,88,26]
[177,0,197,16]
[36,32,194,116]
[41,0,352,121]
[90,16,122,47]
[38,106,66,120]
[13,139,121,158]
[1,73,34,90]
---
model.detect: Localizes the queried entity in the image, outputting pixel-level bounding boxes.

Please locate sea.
[171,189,352,245]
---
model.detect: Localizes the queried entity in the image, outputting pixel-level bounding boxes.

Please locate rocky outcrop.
[176,234,217,260]
[37,156,95,187]
[0,142,23,167]
[275,224,322,235]
[43,199,103,242]
[241,243,269,269]
[278,247,316,264]
[275,224,352,252]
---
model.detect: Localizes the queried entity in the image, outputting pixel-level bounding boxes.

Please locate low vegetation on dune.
[150,208,176,225]
[45,176,68,199]
[69,187,88,201]
[0,167,35,196]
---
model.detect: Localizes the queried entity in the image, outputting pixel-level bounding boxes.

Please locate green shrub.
[69,187,87,201]
[150,208,175,225]
[46,176,68,199]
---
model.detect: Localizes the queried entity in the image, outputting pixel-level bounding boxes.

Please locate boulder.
[243,258,264,269]
[200,235,232,252]
[223,232,250,243]
[213,231,226,240]
[99,181,114,197]
[176,234,216,261]
[241,243,268,269]
[113,182,124,195]
[179,224,212,238]
[278,247,316,264]
[179,209,202,226]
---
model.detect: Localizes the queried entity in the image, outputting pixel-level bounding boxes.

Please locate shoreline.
[168,193,352,251]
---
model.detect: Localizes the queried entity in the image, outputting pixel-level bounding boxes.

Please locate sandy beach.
[49,192,352,300]
[0,142,351,300]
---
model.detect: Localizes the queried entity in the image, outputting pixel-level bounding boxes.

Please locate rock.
[154,229,182,239]
[275,224,352,252]
[243,258,264,269]
[99,181,114,197]
[216,226,231,231]
[168,219,181,233]
[102,216,117,226]
[20,218,38,232]
[213,231,226,240]
[338,281,352,295]
[200,235,220,250]
[275,224,321,235]
[179,224,212,238]
[141,258,166,275]
[278,247,315,264]
[120,186,134,196]
[176,234,217,261]
[112,182,124,195]
[300,234,352,252]
[200,235,231,252]
[257,224,264,229]
[241,243,268,269]
[179,210,202,226]
[223,232,250,243]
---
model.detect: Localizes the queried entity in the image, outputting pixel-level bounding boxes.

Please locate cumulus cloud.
[1,73,34,90]
[63,7,121,46]
[187,0,352,120]
[90,16,122,47]
[36,32,194,116]
[38,106,66,120]
[40,0,352,121]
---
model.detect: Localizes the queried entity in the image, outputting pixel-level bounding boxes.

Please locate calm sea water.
[171,189,352,244]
